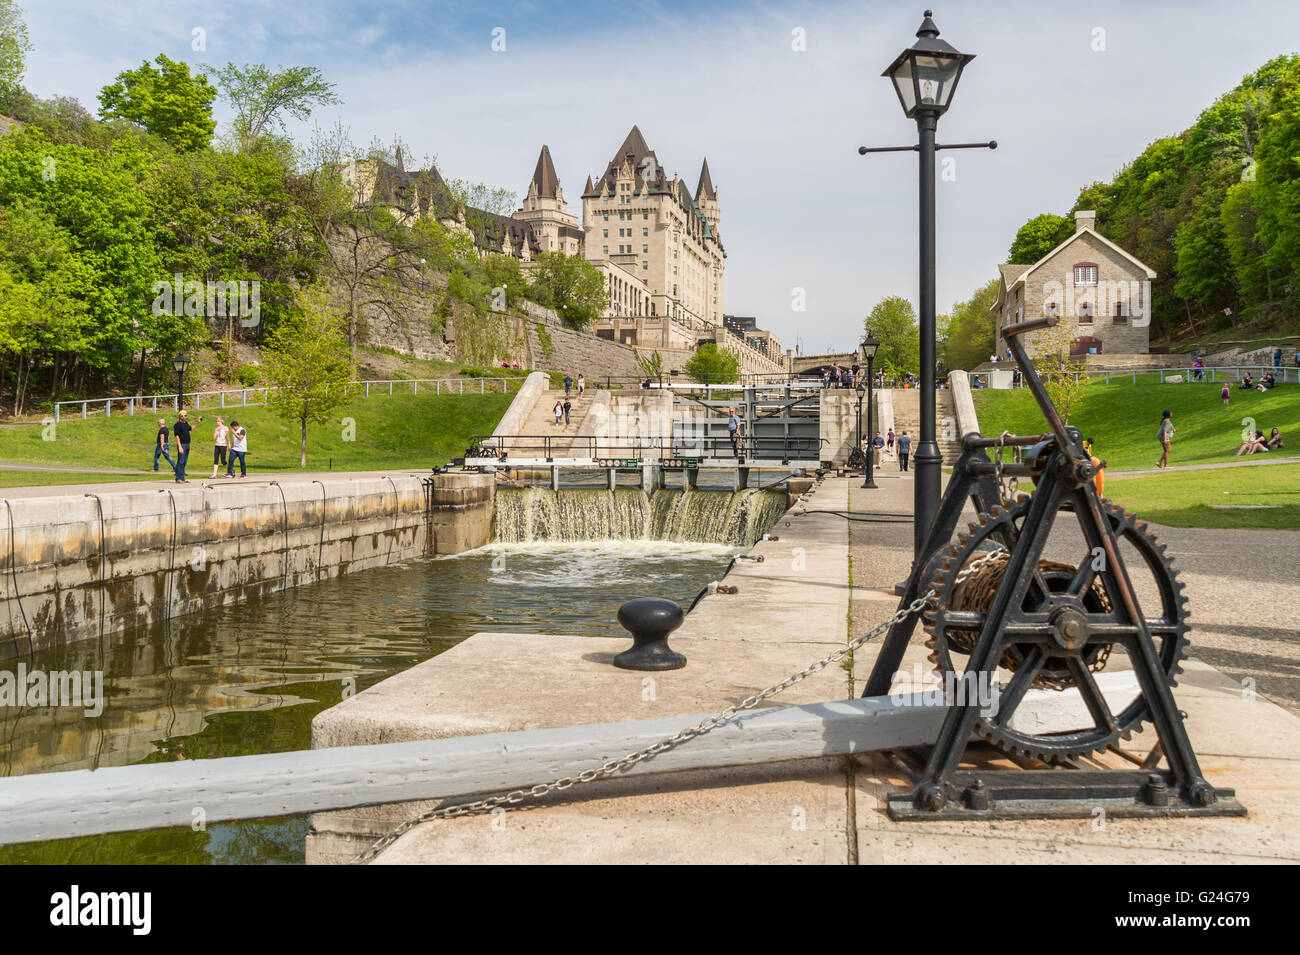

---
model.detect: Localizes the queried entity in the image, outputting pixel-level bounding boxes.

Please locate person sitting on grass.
[1240,371,1254,390]
[1266,427,1284,451]
[1257,372,1276,391]
[1236,430,1268,455]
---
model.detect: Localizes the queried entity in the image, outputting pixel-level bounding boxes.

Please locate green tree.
[637,349,663,380]
[206,63,339,154]
[864,296,919,376]
[527,251,607,329]
[1007,213,1072,264]
[1220,179,1271,305]
[683,342,739,384]
[98,54,217,152]
[262,286,356,467]
[0,0,32,98]
[940,279,999,371]
[1255,57,1300,297]
[1031,319,1088,424]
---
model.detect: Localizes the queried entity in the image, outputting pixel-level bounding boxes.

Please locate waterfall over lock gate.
[492,487,787,547]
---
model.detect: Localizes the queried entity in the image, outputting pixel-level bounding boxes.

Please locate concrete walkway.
[0,468,440,499]
[1110,456,1300,476]
[306,465,1300,865]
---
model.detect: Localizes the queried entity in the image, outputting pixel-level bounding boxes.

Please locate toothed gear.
[920,495,1190,763]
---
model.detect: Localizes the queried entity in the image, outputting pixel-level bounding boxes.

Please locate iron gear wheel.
[918,494,1190,763]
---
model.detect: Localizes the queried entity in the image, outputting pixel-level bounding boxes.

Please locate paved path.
[1110,456,1300,476]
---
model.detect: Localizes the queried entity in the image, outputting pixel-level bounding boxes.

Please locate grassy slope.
[0,392,512,477]
[1104,462,1300,529]
[974,378,1300,470]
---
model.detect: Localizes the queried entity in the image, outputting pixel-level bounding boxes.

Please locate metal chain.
[349,547,1008,865]
[993,430,1020,504]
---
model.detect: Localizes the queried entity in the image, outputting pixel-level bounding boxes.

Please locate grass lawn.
[1104,462,1300,529]
[0,470,166,488]
[974,377,1300,470]
[0,392,513,478]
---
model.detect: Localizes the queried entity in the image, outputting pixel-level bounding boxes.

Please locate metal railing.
[50,376,528,423]
[975,365,1297,389]
[465,432,825,463]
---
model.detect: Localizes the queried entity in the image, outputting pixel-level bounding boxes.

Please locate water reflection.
[0,541,734,864]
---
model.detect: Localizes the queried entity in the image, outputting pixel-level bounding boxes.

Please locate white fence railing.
[977,365,1297,389]
[51,377,527,423]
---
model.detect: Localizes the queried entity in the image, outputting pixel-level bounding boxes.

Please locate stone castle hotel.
[346,126,786,375]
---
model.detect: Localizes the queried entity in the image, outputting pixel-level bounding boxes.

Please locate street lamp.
[173,352,191,412]
[859,331,880,489]
[861,10,993,558]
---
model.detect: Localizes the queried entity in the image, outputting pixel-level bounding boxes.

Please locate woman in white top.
[553,399,563,425]
[211,417,229,478]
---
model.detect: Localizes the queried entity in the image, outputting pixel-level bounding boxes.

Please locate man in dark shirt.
[152,418,175,473]
[897,431,912,471]
[172,410,201,483]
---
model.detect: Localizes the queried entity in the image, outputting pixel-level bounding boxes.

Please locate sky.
[18,0,1300,353]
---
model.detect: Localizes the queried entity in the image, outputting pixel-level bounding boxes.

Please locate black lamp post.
[861,10,992,557]
[859,331,880,489]
[173,352,190,412]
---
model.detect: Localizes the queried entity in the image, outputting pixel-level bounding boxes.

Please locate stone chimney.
[1075,210,1097,233]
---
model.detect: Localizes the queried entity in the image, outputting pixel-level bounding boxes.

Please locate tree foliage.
[205,63,339,154]
[527,251,607,329]
[261,285,355,467]
[864,296,919,376]
[940,279,1000,371]
[98,54,217,152]
[0,0,31,97]
[683,342,739,384]
[1007,213,1072,265]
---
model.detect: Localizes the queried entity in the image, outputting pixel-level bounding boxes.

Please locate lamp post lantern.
[863,10,991,558]
[859,331,880,489]
[172,352,191,412]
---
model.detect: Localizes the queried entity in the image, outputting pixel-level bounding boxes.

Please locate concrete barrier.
[948,370,980,439]
[0,476,431,653]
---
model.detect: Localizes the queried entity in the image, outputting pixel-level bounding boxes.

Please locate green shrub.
[237,364,260,387]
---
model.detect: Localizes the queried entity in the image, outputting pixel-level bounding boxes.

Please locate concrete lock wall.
[0,473,495,654]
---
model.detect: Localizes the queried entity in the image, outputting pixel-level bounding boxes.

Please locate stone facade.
[993,211,1156,356]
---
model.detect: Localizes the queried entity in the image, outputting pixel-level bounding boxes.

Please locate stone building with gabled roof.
[579,124,727,348]
[513,145,584,257]
[992,211,1156,356]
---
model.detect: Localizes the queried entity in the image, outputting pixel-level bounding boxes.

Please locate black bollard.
[614,598,686,670]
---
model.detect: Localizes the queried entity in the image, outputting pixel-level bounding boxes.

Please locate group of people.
[1237,370,1278,392]
[499,358,524,369]
[822,362,875,390]
[552,373,585,426]
[863,428,912,470]
[152,411,248,482]
[1237,428,1285,455]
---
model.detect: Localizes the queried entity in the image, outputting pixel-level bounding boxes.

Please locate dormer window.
[1073,264,1098,286]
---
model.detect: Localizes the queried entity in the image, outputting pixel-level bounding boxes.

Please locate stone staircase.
[889,388,964,465]
[506,388,598,456]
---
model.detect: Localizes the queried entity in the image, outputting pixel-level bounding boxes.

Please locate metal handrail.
[466,432,824,461]
[50,376,529,422]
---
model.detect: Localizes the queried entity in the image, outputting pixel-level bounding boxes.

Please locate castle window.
[603,213,608,221]
[1073,264,1098,286]
[602,245,608,254]
[643,212,648,219]
[643,261,648,270]
[643,244,648,253]
[603,229,608,237]
[643,228,648,236]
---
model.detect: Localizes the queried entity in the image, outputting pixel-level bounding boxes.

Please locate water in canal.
[0,487,785,864]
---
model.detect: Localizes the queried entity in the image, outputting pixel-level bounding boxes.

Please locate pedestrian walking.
[211,416,229,479]
[172,410,200,483]
[553,399,563,425]
[226,421,248,477]
[564,374,573,396]
[1156,410,1175,469]
[728,406,742,458]
[577,374,585,396]
[1274,348,1283,371]
[897,431,912,471]
[562,398,572,426]
[887,428,895,451]
[151,418,176,473]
